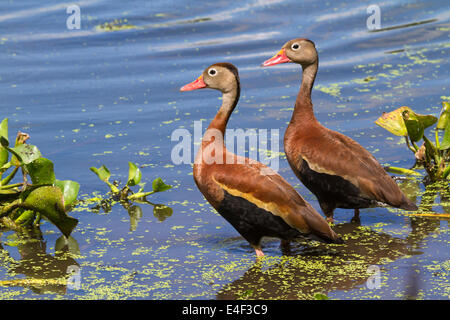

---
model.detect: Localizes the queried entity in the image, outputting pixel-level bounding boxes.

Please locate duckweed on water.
[96,19,139,32]
[1,204,448,299]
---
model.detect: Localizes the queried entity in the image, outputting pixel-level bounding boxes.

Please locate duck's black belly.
[217,190,301,246]
[297,159,375,210]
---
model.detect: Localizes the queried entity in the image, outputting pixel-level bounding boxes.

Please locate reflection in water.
[217,181,447,300]
[370,19,438,33]
[0,199,173,296]
[91,197,173,231]
[0,232,79,295]
[217,216,440,300]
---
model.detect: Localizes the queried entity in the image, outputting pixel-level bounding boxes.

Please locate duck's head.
[262,38,317,67]
[180,62,239,93]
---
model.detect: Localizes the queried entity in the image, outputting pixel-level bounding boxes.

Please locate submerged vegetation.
[376,101,450,182]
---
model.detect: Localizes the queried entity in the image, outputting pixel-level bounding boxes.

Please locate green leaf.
[440,127,450,150]
[375,107,409,136]
[11,144,42,165]
[0,119,8,140]
[90,165,111,182]
[0,136,8,148]
[423,136,438,162]
[402,110,424,142]
[25,158,56,185]
[152,178,172,193]
[440,105,450,149]
[21,186,78,237]
[127,162,142,186]
[90,165,120,193]
[437,102,450,130]
[375,106,437,137]
[0,119,9,167]
[55,179,80,209]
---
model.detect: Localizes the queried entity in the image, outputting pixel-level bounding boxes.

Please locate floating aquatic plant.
[90,162,173,230]
[90,162,172,201]
[0,118,79,238]
[376,101,450,182]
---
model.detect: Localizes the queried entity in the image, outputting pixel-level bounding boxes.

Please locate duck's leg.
[351,208,360,224]
[280,239,291,255]
[252,244,264,258]
[320,202,335,224]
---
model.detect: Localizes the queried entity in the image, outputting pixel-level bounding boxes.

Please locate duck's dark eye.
[291,43,300,50]
[208,68,217,76]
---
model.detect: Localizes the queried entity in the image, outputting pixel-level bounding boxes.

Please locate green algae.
[316,43,447,102]
[95,19,139,32]
[1,209,448,300]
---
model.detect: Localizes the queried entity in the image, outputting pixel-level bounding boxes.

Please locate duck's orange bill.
[180,75,207,91]
[262,49,291,67]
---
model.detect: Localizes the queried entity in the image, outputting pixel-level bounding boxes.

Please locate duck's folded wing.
[298,130,417,210]
[211,161,339,239]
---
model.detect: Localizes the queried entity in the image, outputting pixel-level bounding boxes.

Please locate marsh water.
[0,0,449,299]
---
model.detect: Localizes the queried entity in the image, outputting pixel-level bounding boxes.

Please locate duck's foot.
[326,216,335,225]
[351,209,360,224]
[252,245,264,258]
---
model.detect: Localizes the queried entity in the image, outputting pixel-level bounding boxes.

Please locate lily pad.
[21,186,78,237]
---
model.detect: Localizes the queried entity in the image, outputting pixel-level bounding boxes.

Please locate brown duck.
[262,38,418,223]
[180,62,343,257]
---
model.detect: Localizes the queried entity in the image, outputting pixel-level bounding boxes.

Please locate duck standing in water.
[262,39,417,223]
[180,62,343,257]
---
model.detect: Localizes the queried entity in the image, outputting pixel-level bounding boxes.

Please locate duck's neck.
[290,61,318,124]
[207,82,240,137]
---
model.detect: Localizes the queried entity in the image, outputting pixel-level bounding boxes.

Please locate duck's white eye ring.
[291,43,301,50]
[208,68,218,76]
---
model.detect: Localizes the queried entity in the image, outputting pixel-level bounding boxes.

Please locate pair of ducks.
[180,38,417,257]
